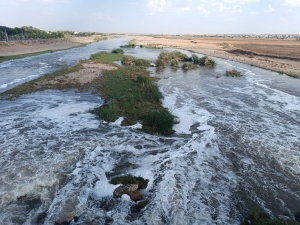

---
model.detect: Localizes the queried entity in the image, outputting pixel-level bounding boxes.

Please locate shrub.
[170,59,179,68]
[112,48,124,54]
[133,58,151,67]
[137,199,150,211]
[198,56,216,67]
[90,100,118,122]
[122,55,134,66]
[191,54,201,64]
[143,108,174,135]
[226,69,242,77]
[182,62,199,71]
[155,58,166,69]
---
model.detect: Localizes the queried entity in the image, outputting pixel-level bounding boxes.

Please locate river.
[0,38,299,225]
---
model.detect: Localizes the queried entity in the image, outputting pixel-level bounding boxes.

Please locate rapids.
[0,38,299,225]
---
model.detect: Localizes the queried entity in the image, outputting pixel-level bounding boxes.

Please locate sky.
[1,0,300,34]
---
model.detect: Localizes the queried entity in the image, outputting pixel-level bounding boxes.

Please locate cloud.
[284,0,300,6]
[148,0,170,11]
[264,4,275,13]
[211,2,242,13]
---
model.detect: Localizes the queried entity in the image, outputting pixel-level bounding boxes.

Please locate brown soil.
[36,63,117,88]
[0,35,109,56]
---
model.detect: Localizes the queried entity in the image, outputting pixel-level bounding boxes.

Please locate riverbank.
[133,35,300,78]
[0,35,109,61]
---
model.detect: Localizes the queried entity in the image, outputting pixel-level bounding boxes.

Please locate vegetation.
[111,48,124,54]
[198,55,217,67]
[0,25,64,41]
[89,51,124,63]
[121,55,150,67]
[136,199,150,210]
[110,175,149,189]
[157,51,190,64]
[226,69,242,77]
[91,63,174,134]
[120,39,136,48]
[241,209,297,225]
[182,62,199,71]
[170,59,179,68]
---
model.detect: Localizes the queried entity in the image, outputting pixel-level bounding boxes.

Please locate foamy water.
[0,42,299,224]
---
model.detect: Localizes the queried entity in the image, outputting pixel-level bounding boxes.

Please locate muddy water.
[0,39,299,225]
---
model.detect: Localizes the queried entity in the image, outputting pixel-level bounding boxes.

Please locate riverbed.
[0,38,299,225]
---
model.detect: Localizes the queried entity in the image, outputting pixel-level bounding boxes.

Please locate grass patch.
[170,59,179,68]
[136,199,150,211]
[157,51,190,64]
[121,55,151,67]
[226,69,242,77]
[110,175,149,189]
[182,62,199,71]
[120,39,136,48]
[241,209,297,225]
[198,55,217,67]
[111,48,124,54]
[90,51,124,63]
[92,56,174,135]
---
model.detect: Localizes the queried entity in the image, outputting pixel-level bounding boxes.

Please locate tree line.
[0,26,107,41]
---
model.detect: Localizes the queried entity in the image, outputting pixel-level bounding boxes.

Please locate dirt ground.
[36,63,118,88]
[0,35,108,56]
[134,35,300,78]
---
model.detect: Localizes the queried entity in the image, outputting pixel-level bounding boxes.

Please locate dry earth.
[36,63,117,87]
[134,35,300,78]
[0,35,108,56]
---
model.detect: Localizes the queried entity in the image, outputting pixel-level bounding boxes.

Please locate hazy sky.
[1,0,300,34]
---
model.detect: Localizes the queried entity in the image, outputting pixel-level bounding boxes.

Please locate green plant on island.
[111,48,124,54]
[120,39,137,48]
[155,58,166,69]
[110,175,149,189]
[241,209,298,225]
[90,51,124,63]
[121,55,150,67]
[226,69,242,77]
[198,55,217,67]
[170,59,179,68]
[182,62,199,71]
[157,51,190,64]
[136,199,150,211]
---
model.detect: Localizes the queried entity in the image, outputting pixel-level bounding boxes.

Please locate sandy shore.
[0,35,108,57]
[134,36,300,78]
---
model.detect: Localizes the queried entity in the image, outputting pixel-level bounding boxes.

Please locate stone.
[113,184,139,198]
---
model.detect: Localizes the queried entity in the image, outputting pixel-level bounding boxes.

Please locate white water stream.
[0,39,299,224]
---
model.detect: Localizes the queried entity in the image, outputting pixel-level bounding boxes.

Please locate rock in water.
[113,184,139,198]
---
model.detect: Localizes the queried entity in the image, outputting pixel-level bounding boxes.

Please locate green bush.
[155,58,166,69]
[112,48,124,54]
[170,59,179,68]
[133,58,151,67]
[90,100,118,122]
[143,108,174,135]
[226,69,242,77]
[110,175,149,189]
[198,56,216,67]
[182,62,199,71]
[191,54,201,64]
[137,199,150,210]
[122,55,134,66]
